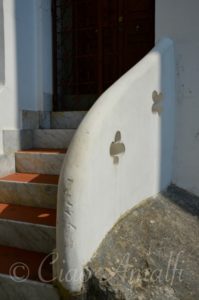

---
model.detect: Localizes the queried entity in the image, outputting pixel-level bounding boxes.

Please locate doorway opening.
[52,0,155,111]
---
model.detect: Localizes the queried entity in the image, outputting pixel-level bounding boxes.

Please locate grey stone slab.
[0,274,60,300]
[3,130,33,154]
[0,219,55,253]
[16,151,65,175]
[22,110,51,129]
[0,154,15,177]
[33,129,75,149]
[51,111,86,129]
[0,181,57,209]
[22,111,39,129]
[86,185,199,300]
[39,111,51,129]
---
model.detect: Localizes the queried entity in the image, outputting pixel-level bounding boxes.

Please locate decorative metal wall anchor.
[152,90,163,115]
[110,131,125,164]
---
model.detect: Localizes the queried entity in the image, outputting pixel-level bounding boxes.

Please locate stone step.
[33,129,75,149]
[16,149,66,175]
[51,111,86,129]
[0,203,56,253]
[0,173,58,209]
[0,245,60,300]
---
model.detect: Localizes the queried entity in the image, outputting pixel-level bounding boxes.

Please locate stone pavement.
[85,185,199,300]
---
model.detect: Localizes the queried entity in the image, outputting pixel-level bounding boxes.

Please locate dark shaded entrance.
[52,0,155,111]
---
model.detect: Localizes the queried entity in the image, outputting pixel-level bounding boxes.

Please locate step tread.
[17,148,67,154]
[0,173,59,185]
[0,203,56,226]
[0,245,53,282]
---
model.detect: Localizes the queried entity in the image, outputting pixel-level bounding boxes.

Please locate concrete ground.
[86,185,199,300]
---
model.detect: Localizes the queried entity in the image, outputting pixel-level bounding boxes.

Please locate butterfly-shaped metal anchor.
[152,90,163,115]
[110,131,125,164]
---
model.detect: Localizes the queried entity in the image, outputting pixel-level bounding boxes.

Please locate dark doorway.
[52,0,155,111]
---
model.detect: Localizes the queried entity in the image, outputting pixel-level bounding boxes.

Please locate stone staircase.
[0,112,84,299]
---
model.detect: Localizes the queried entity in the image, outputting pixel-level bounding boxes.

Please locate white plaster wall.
[56,38,175,293]
[0,0,18,131]
[0,0,4,86]
[0,0,52,153]
[15,0,52,112]
[0,0,52,118]
[156,0,199,196]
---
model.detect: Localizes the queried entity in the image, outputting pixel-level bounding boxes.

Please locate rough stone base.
[84,185,199,300]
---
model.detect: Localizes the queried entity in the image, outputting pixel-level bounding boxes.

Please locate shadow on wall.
[14,0,53,113]
[159,41,176,190]
[14,0,36,114]
[0,1,52,158]
[0,1,33,170]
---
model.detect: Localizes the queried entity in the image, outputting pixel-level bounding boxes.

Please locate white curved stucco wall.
[56,38,175,294]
